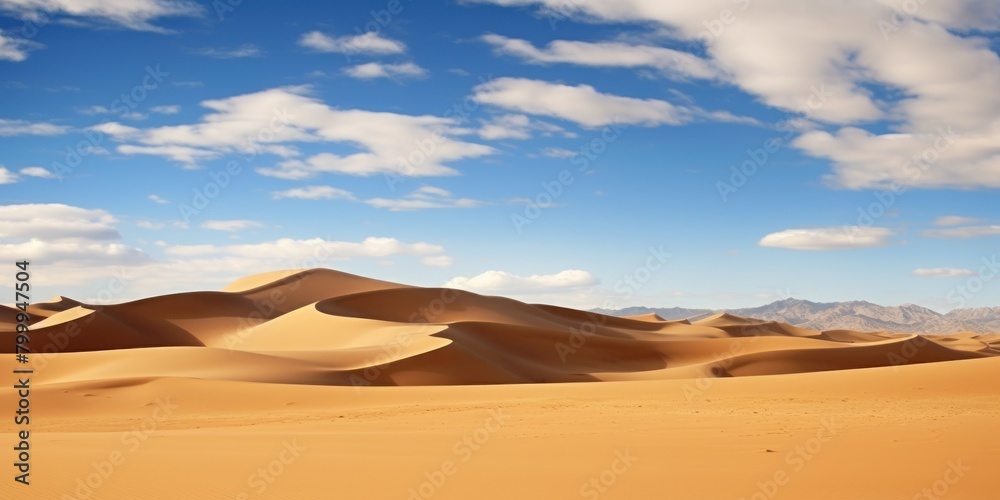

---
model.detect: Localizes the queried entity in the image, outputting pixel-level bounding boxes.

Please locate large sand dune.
[1,269,997,499]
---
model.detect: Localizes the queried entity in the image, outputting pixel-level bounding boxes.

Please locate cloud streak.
[759,227,893,250]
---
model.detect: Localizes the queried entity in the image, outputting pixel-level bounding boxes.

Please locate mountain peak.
[593,298,997,334]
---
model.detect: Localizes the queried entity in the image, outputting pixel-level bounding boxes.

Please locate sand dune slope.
[1,268,995,388]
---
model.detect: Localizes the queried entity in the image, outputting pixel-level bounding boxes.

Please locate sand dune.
[2,268,994,388]
[1,268,997,499]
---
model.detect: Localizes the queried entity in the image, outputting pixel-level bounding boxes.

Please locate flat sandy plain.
[1,269,998,499]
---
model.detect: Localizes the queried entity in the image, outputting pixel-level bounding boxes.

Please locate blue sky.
[1,0,999,312]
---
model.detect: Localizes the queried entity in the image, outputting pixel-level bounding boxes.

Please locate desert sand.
[1,268,998,499]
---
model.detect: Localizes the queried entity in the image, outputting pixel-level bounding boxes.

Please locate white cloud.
[0,204,120,241]
[921,225,1000,239]
[344,62,427,79]
[151,105,180,114]
[165,237,443,259]
[540,147,577,159]
[912,268,976,278]
[933,216,981,227]
[420,255,455,267]
[473,77,689,128]
[77,105,111,115]
[201,220,264,232]
[136,220,165,229]
[116,144,219,166]
[193,44,261,58]
[364,186,486,211]
[96,86,493,175]
[148,194,169,204]
[0,29,40,62]
[90,122,141,138]
[444,269,597,292]
[469,0,1000,189]
[0,203,454,299]
[19,166,53,178]
[481,33,719,80]
[81,144,110,155]
[271,185,356,200]
[0,167,17,184]
[477,113,572,140]
[0,0,202,32]
[0,240,151,268]
[0,205,151,282]
[77,104,144,120]
[758,227,893,250]
[0,119,70,136]
[298,31,405,55]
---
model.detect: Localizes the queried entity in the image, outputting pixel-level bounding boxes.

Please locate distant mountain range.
[591,298,1000,333]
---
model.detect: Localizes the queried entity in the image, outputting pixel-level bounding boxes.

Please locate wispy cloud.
[444,269,597,292]
[344,62,427,79]
[151,105,180,114]
[192,44,261,59]
[365,186,486,211]
[473,77,686,128]
[298,31,405,55]
[0,167,17,184]
[933,216,981,227]
[96,86,494,176]
[921,225,1000,239]
[0,119,70,136]
[481,33,720,80]
[759,227,893,250]
[0,0,203,33]
[19,166,54,178]
[477,114,573,140]
[0,29,42,61]
[201,220,264,232]
[912,268,976,278]
[472,0,1000,190]
[271,186,356,200]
